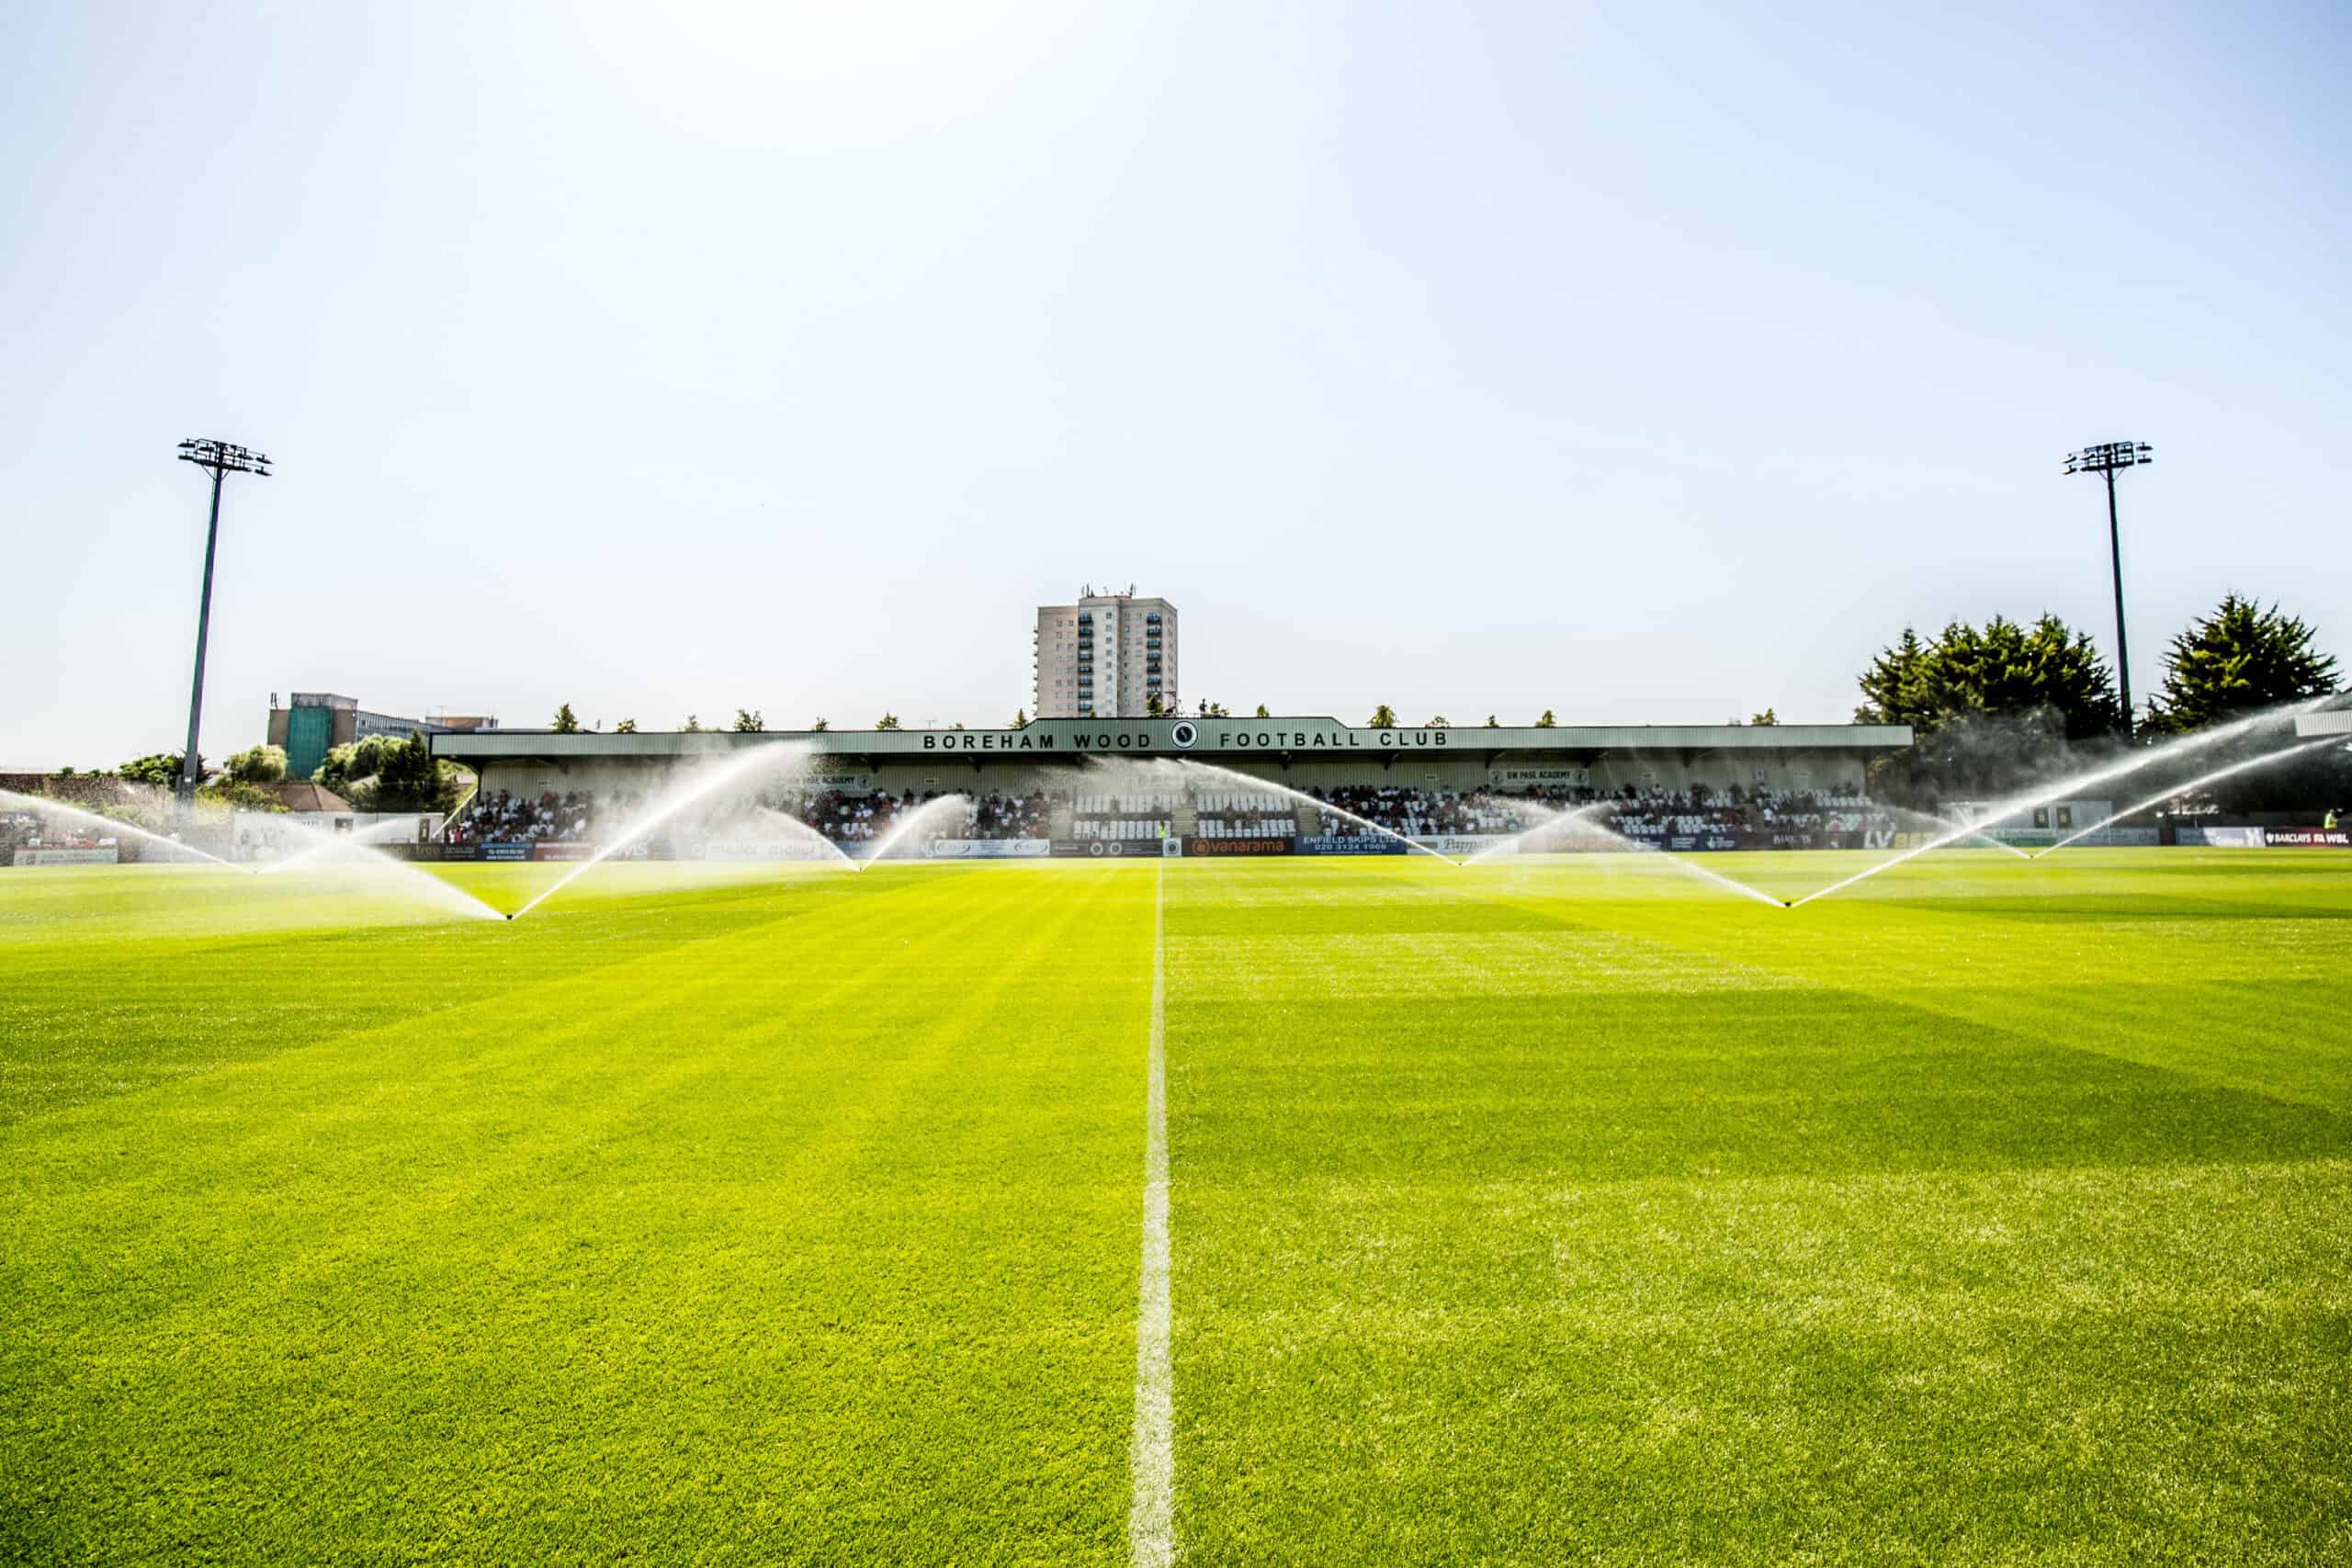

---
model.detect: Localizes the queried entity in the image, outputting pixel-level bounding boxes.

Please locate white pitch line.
[1129,858,1175,1568]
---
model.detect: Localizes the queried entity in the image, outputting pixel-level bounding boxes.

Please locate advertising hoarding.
[2264,827,2351,848]
[12,848,119,866]
[1488,768,1591,788]
[926,839,1051,859]
[1295,836,1409,856]
[705,840,837,862]
[1185,837,1293,856]
[1411,834,1515,857]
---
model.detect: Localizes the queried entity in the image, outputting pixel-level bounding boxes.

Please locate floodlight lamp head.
[2064,439,2153,476]
[176,437,273,477]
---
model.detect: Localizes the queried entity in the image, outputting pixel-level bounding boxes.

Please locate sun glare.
[569,0,1095,150]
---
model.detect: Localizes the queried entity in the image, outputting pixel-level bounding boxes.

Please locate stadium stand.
[447,789,600,846]
[433,776,1895,854]
[1193,788,1297,840]
[961,791,1054,840]
[1306,782,1892,845]
[1069,792,1180,843]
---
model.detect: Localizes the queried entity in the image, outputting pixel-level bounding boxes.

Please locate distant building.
[261,780,354,813]
[1033,587,1177,720]
[265,693,497,782]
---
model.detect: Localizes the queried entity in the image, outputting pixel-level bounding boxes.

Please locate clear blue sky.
[6,0,2346,767]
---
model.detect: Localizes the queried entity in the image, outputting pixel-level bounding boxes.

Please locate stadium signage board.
[918,722,1458,754]
[433,718,1916,769]
[1412,834,1515,856]
[2264,827,2351,848]
[705,840,837,862]
[12,848,119,866]
[926,839,1051,858]
[1296,835,1408,856]
[1186,837,1294,855]
[1203,728,1450,750]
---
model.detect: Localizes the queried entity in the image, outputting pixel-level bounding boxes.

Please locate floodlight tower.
[175,438,272,806]
[2064,440,2153,739]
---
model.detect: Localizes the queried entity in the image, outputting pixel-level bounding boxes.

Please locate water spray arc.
[1459,796,2021,870]
[255,815,424,875]
[0,788,242,870]
[1460,795,1785,908]
[508,741,819,919]
[1884,807,2033,859]
[1789,698,2335,908]
[854,794,974,869]
[741,807,860,870]
[251,816,505,922]
[1135,759,1459,864]
[1460,798,1609,866]
[2032,739,2338,858]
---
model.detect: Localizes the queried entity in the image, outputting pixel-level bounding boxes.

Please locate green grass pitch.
[3,850,2346,1563]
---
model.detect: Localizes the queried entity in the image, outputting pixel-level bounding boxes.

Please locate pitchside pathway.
[4,852,2348,1562]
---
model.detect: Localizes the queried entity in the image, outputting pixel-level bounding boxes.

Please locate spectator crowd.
[1303,781,1890,845]
[437,775,1892,854]
[447,789,600,846]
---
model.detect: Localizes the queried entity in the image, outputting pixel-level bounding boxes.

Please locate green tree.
[1146,694,1163,716]
[1010,709,1027,729]
[313,735,406,795]
[683,714,705,733]
[1427,715,1450,728]
[312,742,358,794]
[220,744,287,784]
[733,709,764,733]
[876,714,901,730]
[1199,701,1229,717]
[1750,707,1780,727]
[2148,594,2340,733]
[198,779,287,813]
[1534,710,1556,728]
[1485,715,1498,728]
[811,717,830,732]
[1926,616,2121,739]
[2143,594,2345,812]
[368,733,458,813]
[615,718,638,734]
[117,752,195,787]
[1253,705,1271,719]
[1367,705,1397,728]
[1852,615,2124,803]
[311,733,457,811]
[551,704,581,733]
[1854,626,1929,728]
